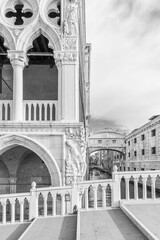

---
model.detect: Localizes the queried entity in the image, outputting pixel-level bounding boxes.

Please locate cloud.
[89,117,125,131]
[86,0,160,132]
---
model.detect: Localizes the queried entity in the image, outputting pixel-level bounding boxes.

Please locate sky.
[85,0,160,132]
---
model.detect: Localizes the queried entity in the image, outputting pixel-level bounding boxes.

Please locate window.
[151,129,156,137]
[134,168,136,171]
[151,147,156,154]
[134,138,137,143]
[128,152,130,157]
[98,140,102,144]
[112,140,116,143]
[124,167,125,171]
[134,151,137,156]
[141,134,145,141]
[141,168,144,171]
[120,167,122,171]
[142,149,145,155]
[128,141,130,146]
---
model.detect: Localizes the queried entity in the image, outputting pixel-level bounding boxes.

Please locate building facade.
[125,115,160,171]
[0,0,90,194]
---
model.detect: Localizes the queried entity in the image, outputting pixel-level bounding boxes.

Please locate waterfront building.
[125,115,160,171]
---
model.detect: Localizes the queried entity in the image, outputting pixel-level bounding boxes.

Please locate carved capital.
[54,51,78,65]
[7,50,28,68]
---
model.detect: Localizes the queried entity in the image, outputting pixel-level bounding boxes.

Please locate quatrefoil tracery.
[5,3,33,25]
[48,1,61,26]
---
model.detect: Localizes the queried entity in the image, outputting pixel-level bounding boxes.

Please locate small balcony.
[0,100,58,122]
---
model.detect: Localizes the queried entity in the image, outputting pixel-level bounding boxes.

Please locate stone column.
[102,186,106,208]
[7,50,28,121]
[54,51,79,121]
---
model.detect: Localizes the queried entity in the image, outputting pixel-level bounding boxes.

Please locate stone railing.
[0,168,160,224]
[23,100,58,121]
[0,100,13,121]
[0,100,58,121]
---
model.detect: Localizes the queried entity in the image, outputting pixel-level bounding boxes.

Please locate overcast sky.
[86,0,160,132]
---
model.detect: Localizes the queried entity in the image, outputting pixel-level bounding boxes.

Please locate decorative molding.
[54,51,78,65]
[63,36,77,50]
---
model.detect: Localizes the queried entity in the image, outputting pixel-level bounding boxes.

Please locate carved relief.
[63,37,77,50]
[65,138,86,185]
[54,51,78,65]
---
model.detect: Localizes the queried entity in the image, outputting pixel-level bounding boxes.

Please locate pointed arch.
[0,134,62,186]
[0,23,15,50]
[16,19,62,52]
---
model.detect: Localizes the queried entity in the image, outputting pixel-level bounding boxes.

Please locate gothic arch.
[0,23,15,50]
[16,19,62,52]
[0,134,62,186]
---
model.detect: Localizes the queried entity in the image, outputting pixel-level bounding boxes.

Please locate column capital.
[54,51,78,66]
[7,50,28,68]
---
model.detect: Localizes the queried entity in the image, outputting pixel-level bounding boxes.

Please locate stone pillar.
[134,178,138,200]
[52,195,56,216]
[54,51,79,121]
[20,201,24,222]
[112,165,120,207]
[102,186,106,208]
[7,50,28,121]
[142,178,147,200]
[61,194,65,215]
[9,177,17,194]
[125,178,130,201]
[151,177,156,199]
[85,188,88,210]
[2,203,6,224]
[11,201,15,223]
[93,186,97,210]
[29,182,38,220]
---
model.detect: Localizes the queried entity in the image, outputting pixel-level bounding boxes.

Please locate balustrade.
[0,170,159,225]
[0,100,58,121]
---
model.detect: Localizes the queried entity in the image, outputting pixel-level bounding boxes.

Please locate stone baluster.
[151,177,156,199]
[2,202,6,224]
[11,201,15,223]
[20,201,24,222]
[38,104,41,121]
[44,196,48,217]
[34,104,36,121]
[102,186,106,208]
[125,178,130,200]
[142,177,147,200]
[134,178,138,200]
[61,194,65,215]
[52,195,56,216]
[93,186,97,210]
[85,188,88,210]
